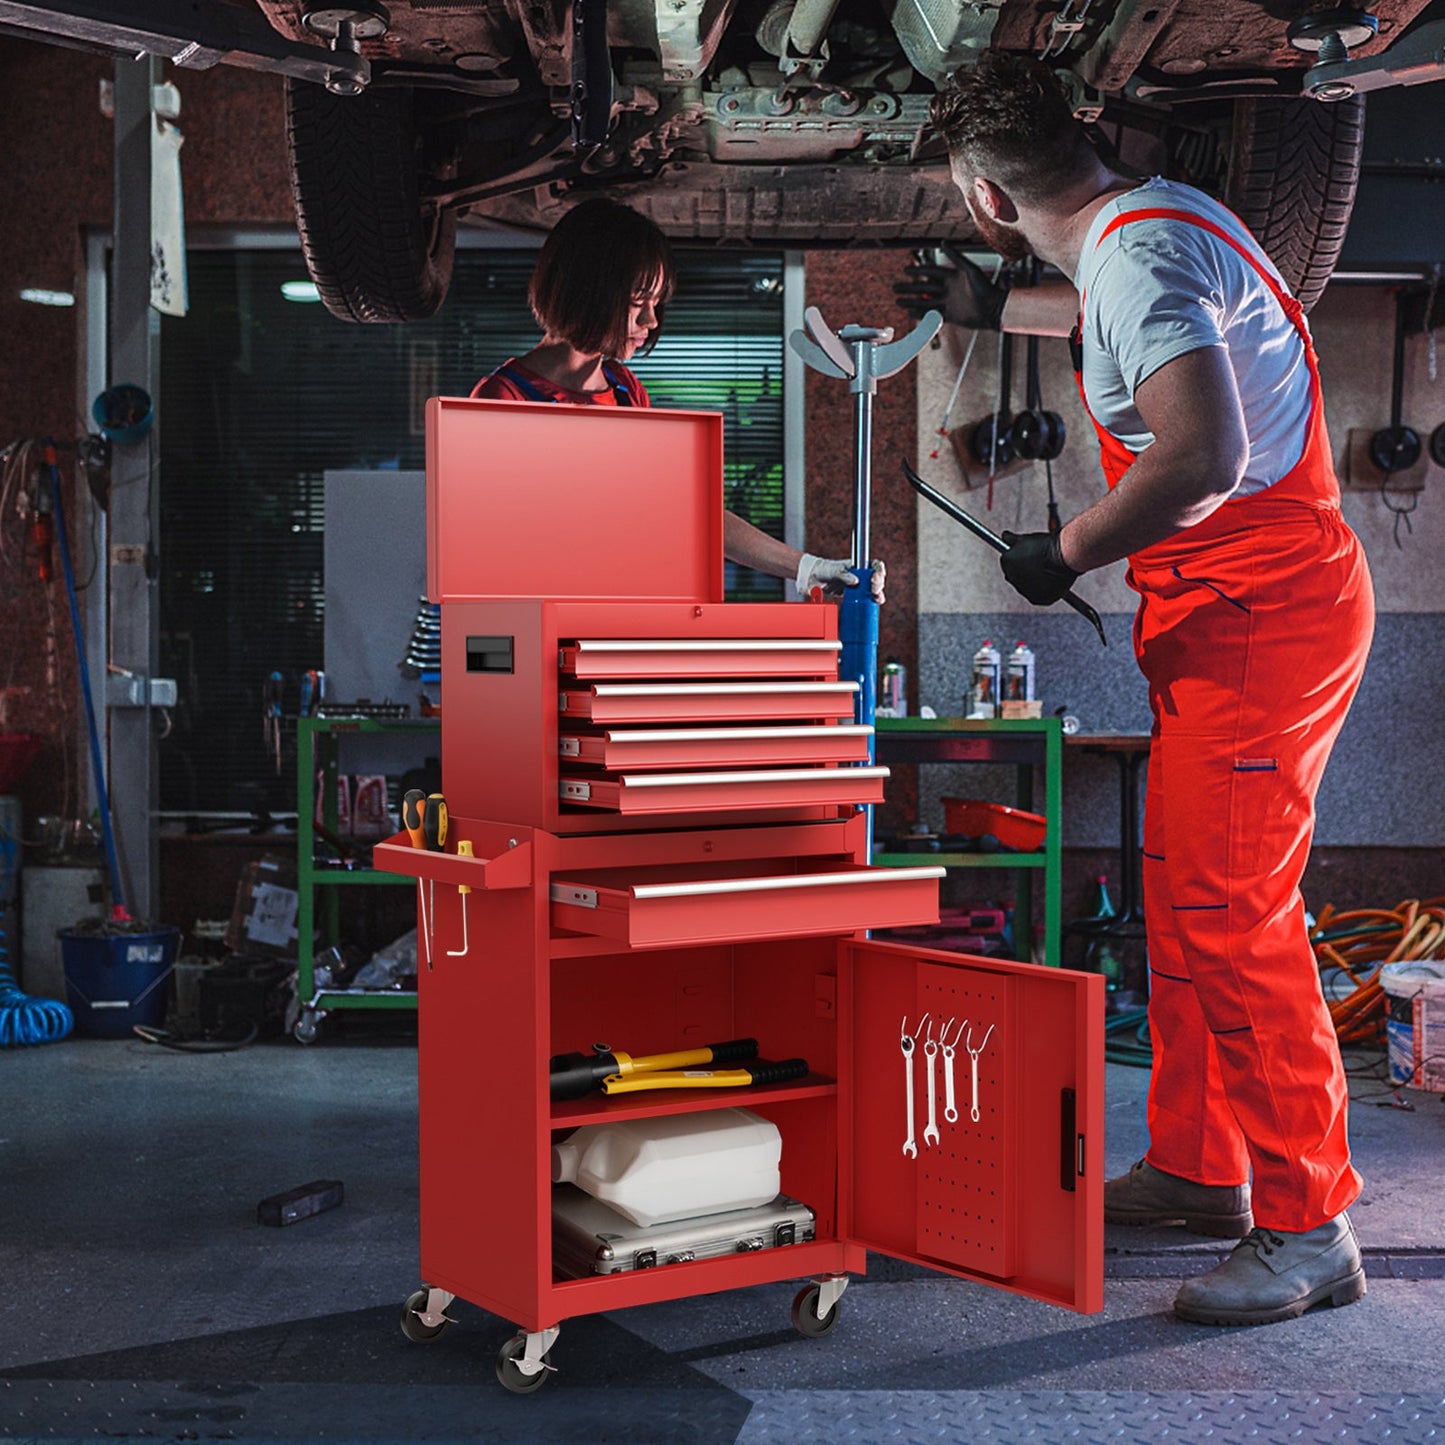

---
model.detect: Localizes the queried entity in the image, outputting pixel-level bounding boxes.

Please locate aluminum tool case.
[378,397,1104,1391]
[552,1185,816,1278]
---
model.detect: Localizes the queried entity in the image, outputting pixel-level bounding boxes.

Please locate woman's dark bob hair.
[528,198,676,358]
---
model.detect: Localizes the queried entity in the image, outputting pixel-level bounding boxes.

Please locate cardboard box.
[225,856,300,959]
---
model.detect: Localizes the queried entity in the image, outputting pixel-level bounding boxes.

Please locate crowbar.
[902,459,1107,647]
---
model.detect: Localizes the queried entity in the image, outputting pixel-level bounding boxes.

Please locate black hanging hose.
[44,437,127,919]
[1026,336,1063,536]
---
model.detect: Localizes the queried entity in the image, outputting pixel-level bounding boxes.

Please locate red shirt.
[470,358,651,406]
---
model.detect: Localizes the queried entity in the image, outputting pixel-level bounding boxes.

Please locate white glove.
[795,554,886,604]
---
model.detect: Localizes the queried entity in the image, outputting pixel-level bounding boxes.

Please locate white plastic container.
[1005,641,1036,703]
[967,640,1001,719]
[1381,961,1445,1092]
[550,1107,782,1227]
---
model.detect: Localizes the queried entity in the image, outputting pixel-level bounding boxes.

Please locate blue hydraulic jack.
[788,305,941,851]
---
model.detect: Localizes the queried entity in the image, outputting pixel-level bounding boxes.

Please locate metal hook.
[446,841,473,958]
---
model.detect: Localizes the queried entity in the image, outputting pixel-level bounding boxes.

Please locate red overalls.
[1077,208,1375,1232]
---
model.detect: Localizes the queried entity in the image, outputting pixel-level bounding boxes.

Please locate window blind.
[158,247,786,814]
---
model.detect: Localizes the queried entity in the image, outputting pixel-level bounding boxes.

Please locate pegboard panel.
[914,961,1015,1276]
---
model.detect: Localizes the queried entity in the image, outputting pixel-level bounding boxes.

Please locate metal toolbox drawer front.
[550,863,944,947]
[558,724,874,770]
[560,681,860,724]
[554,719,867,768]
[558,766,889,813]
[559,638,843,680]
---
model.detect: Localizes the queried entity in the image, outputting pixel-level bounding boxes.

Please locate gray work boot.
[1174,1214,1366,1326]
[1104,1158,1253,1237]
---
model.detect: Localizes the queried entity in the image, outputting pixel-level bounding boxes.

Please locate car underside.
[253,0,1440,317]
[4,0,1442,317]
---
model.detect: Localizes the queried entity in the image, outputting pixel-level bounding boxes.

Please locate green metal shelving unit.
[293,715,440,1043]
[872,715,1063,968]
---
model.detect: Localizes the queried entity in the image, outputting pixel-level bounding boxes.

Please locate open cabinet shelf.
[550,1074,838,1128]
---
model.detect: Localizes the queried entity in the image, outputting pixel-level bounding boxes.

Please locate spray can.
[1005,640,1036,703]
[879,658,908,717]
[968,640,1001,719]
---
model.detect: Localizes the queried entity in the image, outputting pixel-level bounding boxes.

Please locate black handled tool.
[422,792,448,851]
[402,789,427,848]
[412,792,448,971]
[902,459,1107,646]
[401,788,430,966]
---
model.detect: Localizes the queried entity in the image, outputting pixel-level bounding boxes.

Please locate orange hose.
[1309,897,1443,1047]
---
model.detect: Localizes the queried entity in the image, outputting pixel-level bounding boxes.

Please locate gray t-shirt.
[1074,178,1314,496]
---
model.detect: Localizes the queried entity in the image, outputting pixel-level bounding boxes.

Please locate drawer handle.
[600,725,874,742]
[630,867,945,899]
[620,767,889,788]
[590,682,860,697]
[567,639,843,654]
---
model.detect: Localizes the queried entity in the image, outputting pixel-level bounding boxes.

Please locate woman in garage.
[472,196,883,603]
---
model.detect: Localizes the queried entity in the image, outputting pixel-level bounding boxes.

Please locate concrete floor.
[2,1021,1443,1444]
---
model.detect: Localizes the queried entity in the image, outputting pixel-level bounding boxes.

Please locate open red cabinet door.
[841,940,1105,1313]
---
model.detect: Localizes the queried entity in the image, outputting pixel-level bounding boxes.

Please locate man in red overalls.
[912,52,1375,1326]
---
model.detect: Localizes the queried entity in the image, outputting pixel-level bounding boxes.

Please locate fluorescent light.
[20,288,74,306]
[281,280,321,303]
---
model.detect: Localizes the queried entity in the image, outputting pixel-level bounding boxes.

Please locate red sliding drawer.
[558,765,889,813]
[559,638,842,679]
[559,681,859,724]
[558,724,873,770]
[550,862,945,948]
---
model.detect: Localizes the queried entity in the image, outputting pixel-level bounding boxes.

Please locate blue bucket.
[59,927,179,1038]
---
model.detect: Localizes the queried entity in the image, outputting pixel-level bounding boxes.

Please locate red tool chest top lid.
[426,397,726,603]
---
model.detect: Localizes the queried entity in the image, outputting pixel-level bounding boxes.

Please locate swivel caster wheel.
[399,1288,452,1344]
[791,1283,840,1337]
[293,1009,320,1045]
[496,1333,554,1393]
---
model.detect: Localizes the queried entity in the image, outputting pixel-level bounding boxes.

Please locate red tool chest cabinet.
[377,397,1103,1392]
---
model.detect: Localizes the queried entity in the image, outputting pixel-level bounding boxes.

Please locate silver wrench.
[966,1022,996,1124]
[942,1017,966,1123]
[900,1013,927,1158]
[922,1017,944,1147]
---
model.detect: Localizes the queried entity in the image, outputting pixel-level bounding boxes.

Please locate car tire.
[1225,94,1365,314]
[285,79,456,323]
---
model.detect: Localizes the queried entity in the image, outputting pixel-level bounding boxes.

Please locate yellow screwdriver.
[420,793,448,970]
[401,789,433,969]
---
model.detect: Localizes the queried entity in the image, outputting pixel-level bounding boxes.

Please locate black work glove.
[999,530,1080,606]
[893,245,1007,331]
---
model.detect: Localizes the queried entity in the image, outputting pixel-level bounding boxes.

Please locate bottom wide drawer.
[550,861,944,948]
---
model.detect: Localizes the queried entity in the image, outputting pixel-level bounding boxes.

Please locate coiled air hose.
[1099,897,1445,1066]
[1312,897,1445,1045]
[1105,1005,1152,1067]
[0,917,73,1046]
